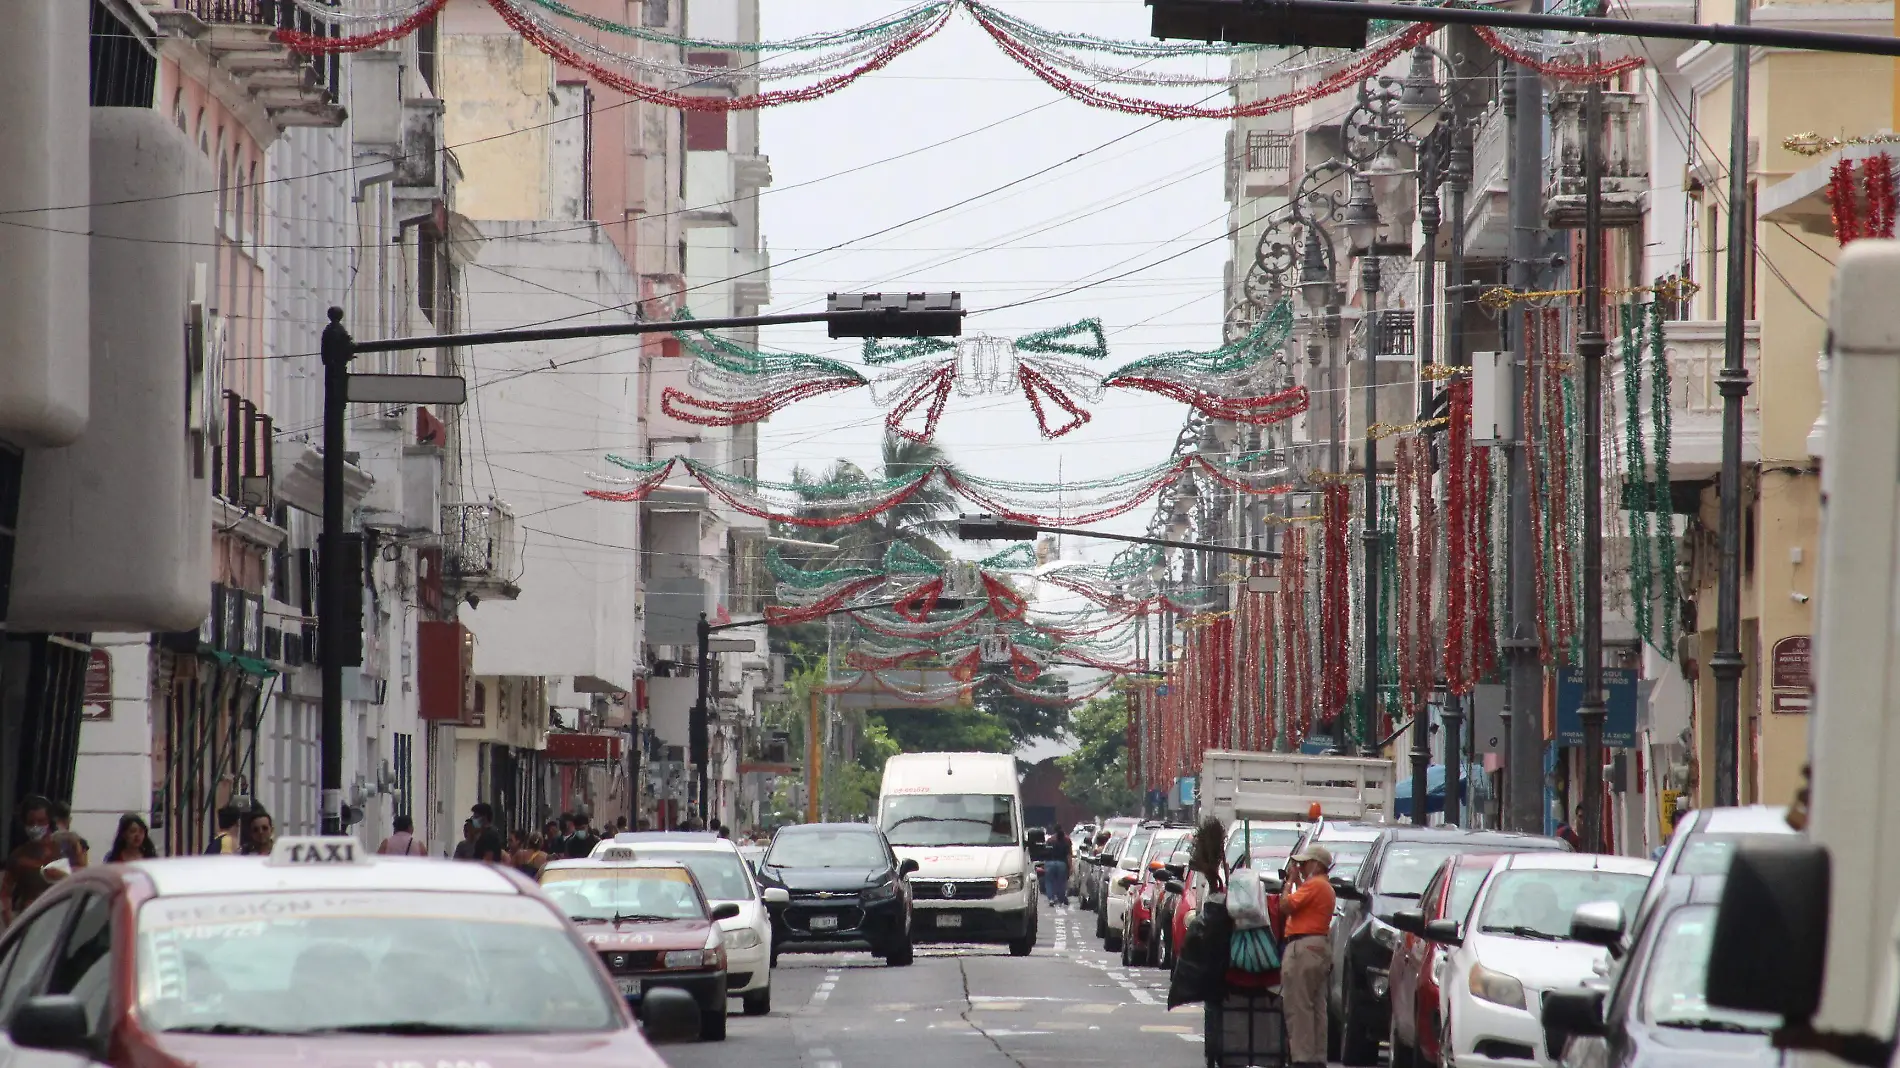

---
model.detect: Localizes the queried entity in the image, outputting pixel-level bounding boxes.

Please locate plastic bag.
[1168,895,1232,1008]
[1227,925,1282,974]
[1228,867,1271,931]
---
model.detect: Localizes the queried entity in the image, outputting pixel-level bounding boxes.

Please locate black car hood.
[764,866,886,893]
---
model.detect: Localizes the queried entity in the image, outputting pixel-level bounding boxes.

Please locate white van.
[877,752,1037,956]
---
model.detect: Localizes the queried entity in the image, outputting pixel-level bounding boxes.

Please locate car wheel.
[1008,931,1034,957]
[1103,926,1123,953]
[1096,908,1108,939]
[742,986,771,1016]
[700,1004,728,1042]
[1339,990,1379,1067]
[1153,924,1169,969]
[888,929,915,967]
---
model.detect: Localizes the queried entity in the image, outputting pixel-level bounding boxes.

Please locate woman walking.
[1044,827,1071,908]
[104,814,157,864]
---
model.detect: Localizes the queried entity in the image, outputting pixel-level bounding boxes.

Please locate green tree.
[1059,690,1142,817]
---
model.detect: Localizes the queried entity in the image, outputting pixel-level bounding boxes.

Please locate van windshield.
[881,794,1017,847]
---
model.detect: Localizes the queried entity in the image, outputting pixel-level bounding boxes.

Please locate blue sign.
[1176,776,1197,807]
[1555,668,1638,748]
[1156,685,1172,697]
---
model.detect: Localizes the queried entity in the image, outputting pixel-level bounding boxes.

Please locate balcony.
[732,247,771,309]
[1612,320,1760,481]
[1463,101,1510,260]
[442,500,521,601]
[153,0,345,129]
[1545,92,1647,229]
[1241,130,1293,199]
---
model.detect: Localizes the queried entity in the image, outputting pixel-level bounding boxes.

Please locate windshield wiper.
[163,1023,297,1035]
[1479,924,1562,941]
[610,912,677,923]
[1655,1019,1769,1034]
[1379,891,1424,899]
[312,1022,516,1036]
[886,816,987,828]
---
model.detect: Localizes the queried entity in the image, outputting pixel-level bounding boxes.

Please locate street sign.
[1555,668,1639,747]
[1245,576,1281,594]
[346,373,468,405]
[708,637,756,653]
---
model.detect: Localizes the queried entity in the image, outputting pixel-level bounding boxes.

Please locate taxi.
[539,854,738,1041]
[0,836,698,1067]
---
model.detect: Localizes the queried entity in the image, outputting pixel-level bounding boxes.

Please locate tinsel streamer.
[1395,440,1418,720]
[1523,310,1554,658]
[1621,303,1654,646]
[981,572,1029,622]
[891,577,945,622]
[526,0,946,52]
[1320,484,1353,732]
[1866,153,1896,238]
[1649,301,1677,653]
[1468,26,1644,82]
[1829,158,1863,246]
[1103,380,1310,425]
[1378,482,1400,737]
[1210,616,1235,749]
[485,0,952,112]
[1443,382,1472,693]
[1017,363,1094,437]
[660,376,862,426]
[762,576,886,624]
[1560,362,1583,662]
[273,0,449,52]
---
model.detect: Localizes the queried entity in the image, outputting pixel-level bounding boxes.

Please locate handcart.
[1202,974,1287,1068]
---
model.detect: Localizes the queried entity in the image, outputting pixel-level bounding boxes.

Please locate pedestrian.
[564,811,601,859]
[206,805,243,854]
[1278,843,1336,1068]
[615,815,629,834]
[636,816,653,831]
[1045,826,1071,907]
[105,814,157,863]
[510,829,548,877]
[468,804,506,863]
[377,814,426,856]
[709,817,723,836]
[49,830,87,873]
[452,819,478,860]
[48,801,89,858]
[542,818,561,849]
[240,809,275,856]
[1556,805,1584,851]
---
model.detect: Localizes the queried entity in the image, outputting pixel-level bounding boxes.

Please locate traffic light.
[956,515,1038,541]
[825,292,964,339]
[1147,0,1368,50]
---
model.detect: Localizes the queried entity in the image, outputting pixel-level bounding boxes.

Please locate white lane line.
[810,1049,834,1058]
[807,969,842,1010]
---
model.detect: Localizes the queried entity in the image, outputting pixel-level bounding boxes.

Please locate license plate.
[615,977,642,997]
[810,914,839,930]
[936,912,963,928]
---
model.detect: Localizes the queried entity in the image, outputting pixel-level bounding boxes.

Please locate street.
[666,909,1229,1068]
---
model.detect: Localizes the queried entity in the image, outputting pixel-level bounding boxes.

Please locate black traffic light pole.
[957,514,1286,561]
[318,298,963,836]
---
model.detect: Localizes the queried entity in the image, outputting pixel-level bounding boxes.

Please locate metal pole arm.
[350,309,908,356]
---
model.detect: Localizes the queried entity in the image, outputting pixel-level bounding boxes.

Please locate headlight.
[863,879,898,903]
[1468,963,1525,1009]
[665,949,721,969]
[1369,919,1400,949]
[1183,909,1197,927]
[996,874,1025,893]
[723,928,763,950]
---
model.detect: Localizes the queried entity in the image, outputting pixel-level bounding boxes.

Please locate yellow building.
[1681,12,1893,809]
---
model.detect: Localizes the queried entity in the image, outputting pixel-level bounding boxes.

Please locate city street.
[667,909,1231,1068]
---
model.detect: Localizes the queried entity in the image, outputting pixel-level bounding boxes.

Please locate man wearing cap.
[1280,843,1336,1068]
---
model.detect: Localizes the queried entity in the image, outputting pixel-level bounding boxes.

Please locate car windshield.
[1672,835,1785,877]
[1226,828,1304,865]
[880,793,1017,847]
[136,891,617,1035]
[1327,841,1373,880]
[624,849,755,902]
[1475,869,1649,940]
[1444,866,1491,921]
[1377,843,1481,896]
[766,830,889,869]
[1145,833,1189,864]
[539,866,709,922]
[1120,830,1154,869]
[1643,905,1780,1034]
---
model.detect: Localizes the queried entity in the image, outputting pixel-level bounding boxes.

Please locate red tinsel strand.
[1101,379,1310,424]
[1395,440,1416,718]
[683,467,939,528]
[579,460,678,503]
[274,0,450,52]
[1415,439,1437,711]
[1468,26,1644,82]
[1443,380,1474,693]
[1545,308,1577,654]
[1472,452,1498,678]
[1288,527,1310,748]
[981,572,1030,622]
[1017,363,1094,437]
[1865,153,1896,239]
[890,577,945,622]
[1320,484,1353,729]
[1829,158,1862,245]
[969,6,1434,120]
[761,576,886,624]
[1522,311,1553,658]
[487,0,950,113]
[886,365,958,443]
[660,378,862,426]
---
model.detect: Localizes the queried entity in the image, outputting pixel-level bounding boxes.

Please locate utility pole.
[1578,64,1609,853]
[1411,132,1441,826]
[1505,45,1548,835]
[1712,0,1754,808]
[1442,114,1472,827]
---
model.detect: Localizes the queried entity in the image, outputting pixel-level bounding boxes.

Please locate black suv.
[1328,826,1570,1065]
[756,823,919,965]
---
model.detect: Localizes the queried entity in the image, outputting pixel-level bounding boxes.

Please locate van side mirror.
[1261,873,1284,894]
[1541,987,1605,1060]
[762,887,791,905]
[899,858,920,877]
[1388,909,1424,936]
[1708,841,1830,1020]
[1568,901,1626,955]
[1422,918,1462,946]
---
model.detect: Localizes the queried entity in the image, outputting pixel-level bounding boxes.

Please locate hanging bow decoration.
[867,322,1109,441]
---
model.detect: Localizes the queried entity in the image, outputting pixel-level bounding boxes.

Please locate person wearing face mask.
[1,797,59,926]
[466,803,506,864]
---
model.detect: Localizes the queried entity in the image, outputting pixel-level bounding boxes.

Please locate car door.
[0,894,85,1068]
[1329,837,1381,1013]
[1390,865,1445,1046]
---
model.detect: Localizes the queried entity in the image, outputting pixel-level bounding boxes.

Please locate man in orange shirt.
[1279,843,1336,1068]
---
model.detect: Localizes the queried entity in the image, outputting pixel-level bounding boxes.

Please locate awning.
[1393,763,1493,818]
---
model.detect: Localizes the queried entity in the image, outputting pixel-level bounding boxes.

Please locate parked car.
[1540,874,1781,1068]
[1080,817,1140,912]
[1291,820,1383,884]
[1616,805,1794,960]
[754,823,918,966]
[1151,836,1196,968]
[1386,852,1504,1068]
[1431,852,1653,1066]
[540,856,743,1041]
[1225,820,1308,873]
[1329,826,1572,1065]
[1099,824,1156,948]
[1122,826,1192,966]
[590,833,775,1016]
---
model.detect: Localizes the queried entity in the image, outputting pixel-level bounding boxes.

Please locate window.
[46,895,112,1035]
[1245,130,1292,172]
[642,0,669,27]
[685,111,728,152]
[540,866,709,921]
[1641,905,1779,1033]
[880,794,1018,848]
[0,897,76,1022]
[1474,869,1649,941]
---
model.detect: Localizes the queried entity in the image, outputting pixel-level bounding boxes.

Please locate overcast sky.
[753,0,1232,561]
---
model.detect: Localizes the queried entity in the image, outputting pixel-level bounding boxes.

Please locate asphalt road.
[659,905,1283,1068]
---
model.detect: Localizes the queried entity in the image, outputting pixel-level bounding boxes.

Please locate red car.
[1385,852,1499,1068]
[1122,827,1190,967]
[1155,838,1198,969]
[0,835,700,1068]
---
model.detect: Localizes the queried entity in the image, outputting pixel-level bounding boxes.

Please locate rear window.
[1120,830,1154,869]
[1444,865,1491,921]
[1671,833,1792,877]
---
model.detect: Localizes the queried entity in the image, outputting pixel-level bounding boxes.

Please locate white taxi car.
[591,832,774,1015]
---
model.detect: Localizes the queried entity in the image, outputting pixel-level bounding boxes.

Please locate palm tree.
[778,434,959,572]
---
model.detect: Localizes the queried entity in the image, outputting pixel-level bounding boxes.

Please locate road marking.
[1128,988,1158,1005]
[1034,1021,1090,1030]
[810,1049,833,1058]
[974,1001,1023,1011]
[1142,1024,1194,1033]
[1062,1003,1119,1014]
[807,970,842,1010]
[1177,1034,1205,1043]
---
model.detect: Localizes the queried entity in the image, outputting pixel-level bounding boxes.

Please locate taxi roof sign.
[267,836,370,866]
